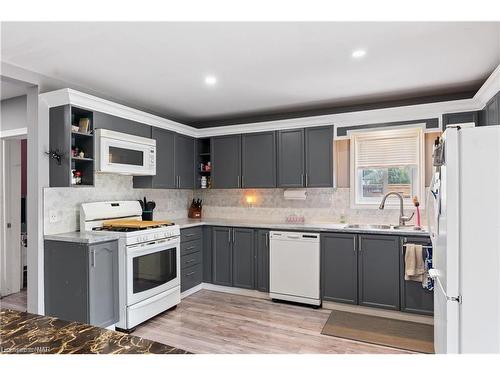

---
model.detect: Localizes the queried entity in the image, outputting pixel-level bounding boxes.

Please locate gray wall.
[1,95,27,132]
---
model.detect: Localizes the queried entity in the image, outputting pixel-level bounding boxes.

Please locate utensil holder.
[142,210,153,221]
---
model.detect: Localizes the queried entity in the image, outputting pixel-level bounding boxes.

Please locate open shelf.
[49,104,95,187]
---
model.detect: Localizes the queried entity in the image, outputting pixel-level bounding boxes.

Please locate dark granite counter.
[0,309,188,354]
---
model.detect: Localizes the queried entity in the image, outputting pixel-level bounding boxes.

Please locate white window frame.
[349,125,425,209]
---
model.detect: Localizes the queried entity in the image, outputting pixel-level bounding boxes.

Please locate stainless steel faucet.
[379,192,414,226]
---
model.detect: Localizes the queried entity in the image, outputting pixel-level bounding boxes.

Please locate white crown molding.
[473,64,500,108]
[0,127,28,139]
[39,88,198,137]
[38,63,499,139]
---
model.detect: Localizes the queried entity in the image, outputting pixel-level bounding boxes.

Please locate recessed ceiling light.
[352,49,367,59]
[204,75,217,86]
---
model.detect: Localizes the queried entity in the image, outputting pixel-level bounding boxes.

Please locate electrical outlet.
[49,210,59,223]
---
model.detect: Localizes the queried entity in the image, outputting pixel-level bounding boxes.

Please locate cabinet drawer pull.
[185,233,196,237]
[185,259,196,263]
[186,271,196,276]
[185,246,195,250]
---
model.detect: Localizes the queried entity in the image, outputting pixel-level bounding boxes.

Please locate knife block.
[188,206,202,219]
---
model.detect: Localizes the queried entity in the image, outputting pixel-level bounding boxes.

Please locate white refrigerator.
[428,125,500,353]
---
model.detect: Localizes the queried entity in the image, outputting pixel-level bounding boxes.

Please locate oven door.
[126,237,180,306]
[98,134,156,176]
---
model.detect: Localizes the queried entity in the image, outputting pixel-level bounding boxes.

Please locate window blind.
[353,128,422,168]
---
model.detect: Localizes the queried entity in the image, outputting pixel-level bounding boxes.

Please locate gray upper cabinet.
[134,127,175,189]
[442,111,479,128]
[358,234,400,310]
[485,94,499,126]
[212,135,242,188]
[94,111,151,138]
[241,132,277,188]
[400,236,434,315]
[175,134,195,189]
[321,233,358,304]
[44,239,119,327]
[305,126,333,187]
[277,128,305,187]
[232,228,255,290]
[212,227,233,286]
[255,230,270,292]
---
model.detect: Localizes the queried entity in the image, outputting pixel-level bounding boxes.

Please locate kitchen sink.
[344,224,424,231]
[392,225,423,231]
[344,224,392,230]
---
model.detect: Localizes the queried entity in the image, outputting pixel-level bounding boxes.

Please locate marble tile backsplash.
[194,188,426,226]
[44,174,424,235]
[44,174,194,234]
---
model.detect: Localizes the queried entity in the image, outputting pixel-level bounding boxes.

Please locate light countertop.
[171,218,429,237]
[44,231,120,244]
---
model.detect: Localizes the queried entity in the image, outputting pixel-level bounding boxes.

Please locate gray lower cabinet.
[321,233,358,304]
[134,127,176,189]
[180,227,203,292]
[305,126,333,187]
[277,128,305,187]
[212,227,233,286]
[212,226,255,289]
[255,230,270,292]
[241,131,276,188]
[400,236,434,315]
[44,239,119,327]
[358,234,400,310]
[232,228,255,289]
[212,135,242,188]
[175,134,195,189]
[202,226,213,283]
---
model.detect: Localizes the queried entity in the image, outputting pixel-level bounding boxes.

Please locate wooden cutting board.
[102,219,173,228]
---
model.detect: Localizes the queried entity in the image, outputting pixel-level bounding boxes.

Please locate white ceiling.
[1,22,499,126]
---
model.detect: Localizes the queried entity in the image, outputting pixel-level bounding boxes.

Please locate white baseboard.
[181,283,434,325]
[180,283,203,299]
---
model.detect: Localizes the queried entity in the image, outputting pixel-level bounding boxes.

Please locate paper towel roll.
[283,189,307,200]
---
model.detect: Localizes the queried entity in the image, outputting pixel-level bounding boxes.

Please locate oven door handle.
[127,237,179,257]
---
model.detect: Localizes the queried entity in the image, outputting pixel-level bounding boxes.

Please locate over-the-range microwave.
[95,129,156,176]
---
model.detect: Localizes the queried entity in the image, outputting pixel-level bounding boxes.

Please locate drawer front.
[181,263,202,292]
[180,227,203,242]
[180,238,202,256]
[181,250,202,270]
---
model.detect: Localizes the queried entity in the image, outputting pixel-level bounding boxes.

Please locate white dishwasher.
[269,231,321,307]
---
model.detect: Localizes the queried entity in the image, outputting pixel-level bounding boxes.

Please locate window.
[350,127,424,207]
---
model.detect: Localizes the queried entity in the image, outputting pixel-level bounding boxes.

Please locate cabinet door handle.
[185,246,195,250]
[228,230,231,243]
[91,249,96,267]
[301,174,304,186]
[185,259,196,264]
[266,233,269,247]
[353,237,356,253]
[185,233,195,237]
[232,228,235,243]
[237,175,241,188]
[178,176,181,188]
[305,174,308,187]
[186,271,196,276]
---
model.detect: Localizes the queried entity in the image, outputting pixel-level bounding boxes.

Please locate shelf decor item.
[78,117,90,134]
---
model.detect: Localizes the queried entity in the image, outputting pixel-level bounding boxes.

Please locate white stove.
[80,201,181,332]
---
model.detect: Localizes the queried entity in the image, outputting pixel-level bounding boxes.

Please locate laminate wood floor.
[0,289,27,312]
[134,290,415,354]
